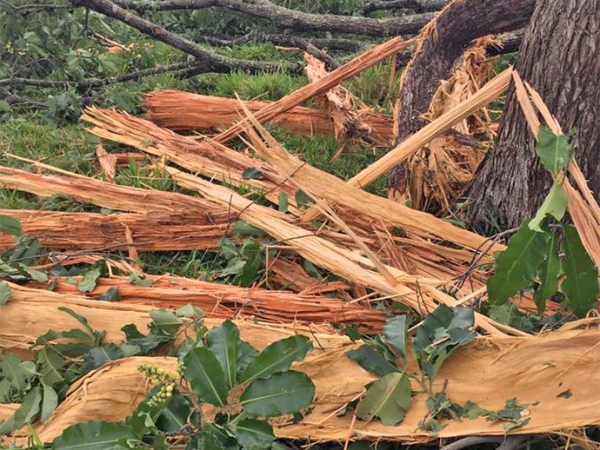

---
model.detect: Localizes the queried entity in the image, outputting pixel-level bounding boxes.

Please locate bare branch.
[114,0,437,37]
[362,0,448,15]
[292,37,340,70]
[69,0,300,74]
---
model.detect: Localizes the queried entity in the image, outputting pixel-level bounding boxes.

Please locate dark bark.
[390,0,535,192]
[198,32,365,52]
[69,0,300,74]
[362,0,448,15]
[466,0,600,231]
[114,0,437,37]
[292,37,340,69]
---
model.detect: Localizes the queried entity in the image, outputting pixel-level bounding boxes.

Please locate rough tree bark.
[390,0,535,192]
[115,0,438,36]
[466,0,600,231]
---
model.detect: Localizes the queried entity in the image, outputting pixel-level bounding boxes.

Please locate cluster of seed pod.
[139,364,182,407]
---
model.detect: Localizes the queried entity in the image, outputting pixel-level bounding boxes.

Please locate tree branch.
[69,0,301,74]
[362,0,448,15]
[0,59,264,90]
[292,37,340,70]
[114,0,437,37]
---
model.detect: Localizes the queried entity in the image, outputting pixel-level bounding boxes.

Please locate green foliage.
[561,225,599,317]
[488,126,598,318]
[355,372,411,426]
[45,320,315,449]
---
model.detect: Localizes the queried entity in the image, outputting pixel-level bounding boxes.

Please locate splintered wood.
[1,286,599,445]
[144,91,394,145]
[1,26,599,445]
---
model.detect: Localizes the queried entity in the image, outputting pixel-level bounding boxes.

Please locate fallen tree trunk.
[144,91,394,145]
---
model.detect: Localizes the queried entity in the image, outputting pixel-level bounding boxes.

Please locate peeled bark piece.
[466,0,600,230]
[5,316,599,444]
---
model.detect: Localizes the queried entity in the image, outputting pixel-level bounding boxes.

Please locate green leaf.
[234,418,275,449]
[58,307,97,339]
[207,320,244,389]
[0,385,42,435]
[241,335,312,384]
[356,372,411,426]
[156,393,190,433]
[0,215,22,236]
[240,370,315,417]
[175,303,205,319]
[295,189,314,209]
[189,429,225,450]
[52,421,139,450]
[37,347,66,386]
[383,316,408,358]
[534,232,561,314]
[487,221,549,303]
[1,353,32,392]
[237,239,263,287]
[81,344,123,373]
[488,304,534,333]
[346,345,398,377]
[21,266,49,282]
[41,384,58,423]
[97,287,120,302]
[129,272,153,287]
[561,225,599,318]
[0,282,10,305]
[536,126,570,178]
[183,347,228,407]
[242,167,262,179]
[0,100,11,112]
[149,309,183,336]
[278,192,289,213]
[529,183,568,232]
[413,305,475,380]
[77,268,101,293]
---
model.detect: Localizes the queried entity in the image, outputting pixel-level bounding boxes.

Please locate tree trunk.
[466,0,600,232]
[389,0,535,193]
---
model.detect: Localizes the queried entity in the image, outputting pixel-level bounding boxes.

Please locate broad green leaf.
[0,385,42,435]
[52,421,139,450]
[10,236,41,266]
[1,353,32,392]
[383,316,408,358]
[529,183,568,232]
[77,268,101,293]
[488,304,534,333]
[97,286,120,302]
[561,225,599,318]
[413,306,475,380]
[0,282,10,305]
[81,344,123,373]
[41,384,58,422]
[234,418,275,449]
[207,320,244,389]
[237,239,263,287]
[21,266,49,282]
[240,370,315,417]
[356,372,411,426]
[346,345,398,377]
[295,189,314,209]
[149,309,183,336]
[0,215,22,236]
[129,272,153,287]
[218,237,239,261]
[487,221,549,303]
[37,347,66,386]
[241,335,312,384]
[175,303,204,319]
[278,192,289,213]
[183,347,228,407]
[156,393,190,433]
[536,126,570,178]
[189,429,225,450]
[534,232,561,313]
